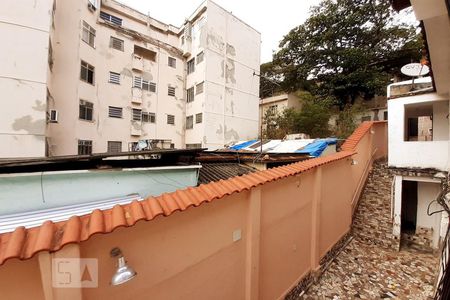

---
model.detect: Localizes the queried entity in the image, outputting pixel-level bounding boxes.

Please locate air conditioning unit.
[88,0,97,12]
[48,110,58,123]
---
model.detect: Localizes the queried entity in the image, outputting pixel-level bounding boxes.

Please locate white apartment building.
[388,0,450,251]
[1,0,260,158]
[0,0,54,158]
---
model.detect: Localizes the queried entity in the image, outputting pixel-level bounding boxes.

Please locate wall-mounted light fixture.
[110,247,137,286]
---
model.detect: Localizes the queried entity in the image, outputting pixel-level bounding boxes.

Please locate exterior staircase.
[352,159,399,250]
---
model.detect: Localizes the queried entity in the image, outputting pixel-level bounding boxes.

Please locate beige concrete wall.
[0,122,388,299]
[0,0,53,158]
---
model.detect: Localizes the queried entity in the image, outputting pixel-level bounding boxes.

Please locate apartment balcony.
[131,87,142,104]
[132,54,144,71]
[130,120,142,136]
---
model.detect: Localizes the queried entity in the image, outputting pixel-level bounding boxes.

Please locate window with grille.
[168,86,175,97]
[187,87,194,103]
[78,140,92,155]
[196,82,204,95]
[133,76,156,92]
[108,106,122,118]
[100,11,122,26]
[142,112,155,123]
[79,100,93,121]
[110,36,124,51]
[80,61,94,84]
[132,108,142,121]
[186,115,193,129]
[109,71,120,84]
[196,113,203,124]
[187,58,195,74]
[82,21,96,47]
[107,141,122,153]
[167,114,175,125]
[196,51,204,64]
[168,57,176,68]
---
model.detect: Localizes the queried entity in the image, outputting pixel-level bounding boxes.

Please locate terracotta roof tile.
[0,122,382,265]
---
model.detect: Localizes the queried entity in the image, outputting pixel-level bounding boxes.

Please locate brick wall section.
[352,159,399,250]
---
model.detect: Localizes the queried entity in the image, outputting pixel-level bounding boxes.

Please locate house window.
[196,113,202,124]
[108,106,123,118]
[383,111,388,120]
[78,140,92,155]
[100,11,122,26]
[107,141,122,153]
[187,87,194,103]
[196,82,204,95]
[80,61,94,84]
[110,36,124,51]
[168,86,176,97]
[167,114,175,125]
[187,58,195,74]
[361,116,372,122]
[404,104,433,141]
[142,112,155,123]
[168,57,176,68]
[82,21,96,47]
[109,71,120,84]
[79,100,93,121]
[196,51,204,64]
[133,76,156,92]
[132,108,142,121]
[186,115,193,129]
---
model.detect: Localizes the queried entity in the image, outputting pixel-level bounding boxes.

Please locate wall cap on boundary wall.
[0,122,384,266]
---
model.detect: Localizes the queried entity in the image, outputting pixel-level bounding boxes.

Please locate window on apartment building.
[186,143,202,149]
[167,114,175,125]
[196,51,204,64]
[110,36,124,51]
[80,61,95,84]
[142,112,156,123]
[108,106,123,118]
[181,36,185,46]
[82,21,96,47]
[383,111,388,120]
[133,76,156,92]
[109,71,121,84]
[196,113,202,124]
[134,45,157,62]
[78,140,92,155]
[132,108,142,121]
[168,57,176,68]
[186,115,193,129]
[79,100,93,121]
[196,82,204,95]
[168,86,176,97]
[100,11,123,26]
[187,87,194,103]
[107,141,122,153]
[187,58,195,74]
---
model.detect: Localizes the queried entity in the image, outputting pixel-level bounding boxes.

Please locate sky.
[119,0,321,63]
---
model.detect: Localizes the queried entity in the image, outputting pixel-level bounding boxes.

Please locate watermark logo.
[52,258,98,288]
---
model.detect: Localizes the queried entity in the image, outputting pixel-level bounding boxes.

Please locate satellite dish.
[401,63,429,77]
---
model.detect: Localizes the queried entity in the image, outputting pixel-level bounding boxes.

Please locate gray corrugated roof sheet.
[198,163,257,184]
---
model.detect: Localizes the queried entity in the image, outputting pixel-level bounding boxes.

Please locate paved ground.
[302,237,439,299]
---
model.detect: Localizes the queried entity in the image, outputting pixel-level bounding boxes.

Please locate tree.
[273,0,421,108]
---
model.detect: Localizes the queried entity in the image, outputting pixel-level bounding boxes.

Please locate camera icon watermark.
[52,258,98,288]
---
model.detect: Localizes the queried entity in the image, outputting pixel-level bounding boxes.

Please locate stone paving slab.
[301,238,438,299]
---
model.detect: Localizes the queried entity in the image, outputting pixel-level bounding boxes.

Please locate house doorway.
[401,180,418,234]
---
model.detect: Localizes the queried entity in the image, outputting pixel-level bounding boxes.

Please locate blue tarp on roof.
[295,138,337,157]
[229,139,258,150]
